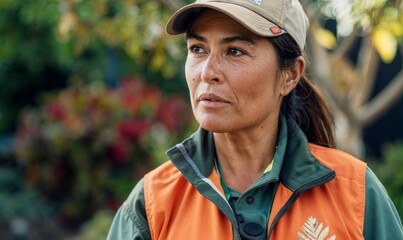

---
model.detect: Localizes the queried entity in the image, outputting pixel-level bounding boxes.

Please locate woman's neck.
[213,124,278,193]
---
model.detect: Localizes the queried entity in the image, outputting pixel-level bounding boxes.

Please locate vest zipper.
[266,171,336,239]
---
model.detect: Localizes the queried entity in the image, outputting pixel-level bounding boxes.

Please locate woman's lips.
[198,93,229,108]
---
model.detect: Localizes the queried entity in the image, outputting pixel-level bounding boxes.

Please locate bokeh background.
[0,0,402,239]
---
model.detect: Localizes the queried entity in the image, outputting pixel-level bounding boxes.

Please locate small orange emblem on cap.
[270,27,282,34]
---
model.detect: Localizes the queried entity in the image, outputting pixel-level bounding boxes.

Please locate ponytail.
[269,34,336,148]
[282,76,336,148]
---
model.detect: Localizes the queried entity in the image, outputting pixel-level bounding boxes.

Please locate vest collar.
[166,115,335,193]
[280,118,335,191]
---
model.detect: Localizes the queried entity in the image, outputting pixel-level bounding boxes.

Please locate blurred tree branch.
[305,0,403,157]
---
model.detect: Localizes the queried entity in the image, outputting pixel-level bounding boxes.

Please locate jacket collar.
[280,117,335,191]
[166,115,335,192]
[165,126,216,186]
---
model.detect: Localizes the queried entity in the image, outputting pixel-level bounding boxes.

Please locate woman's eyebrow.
[220,35,256,46]
[186,32,205,42]
[186,32,256,46]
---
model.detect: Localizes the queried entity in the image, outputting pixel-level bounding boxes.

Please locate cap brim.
[165,2,285,37]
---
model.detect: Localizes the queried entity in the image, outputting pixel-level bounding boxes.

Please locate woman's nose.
[200,54,222,84]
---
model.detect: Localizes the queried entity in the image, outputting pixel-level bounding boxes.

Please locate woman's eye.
[228,48,244,56]
[189,46,206,54]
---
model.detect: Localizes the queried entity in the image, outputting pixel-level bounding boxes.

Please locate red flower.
[117,119,151,142]
[141,85,161,115]
[119,77,145,113]
[107,141,130,164]
[158,97,189,131]
[47,102,66,121]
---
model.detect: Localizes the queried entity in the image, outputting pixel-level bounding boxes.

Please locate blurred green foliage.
[369,143,403,220]
[0,0,192,234]
[0,0,70,133]
[0,165,49,221]
[56,0,186,80]
[70,210,114,240]
[0,0,188,134]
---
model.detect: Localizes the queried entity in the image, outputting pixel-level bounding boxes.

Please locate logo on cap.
[270,27,282,34]
[249,0,262,5]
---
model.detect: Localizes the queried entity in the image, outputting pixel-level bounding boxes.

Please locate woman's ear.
[281,56,305,96]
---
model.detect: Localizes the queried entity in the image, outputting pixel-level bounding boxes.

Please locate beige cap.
[166,0,309,50]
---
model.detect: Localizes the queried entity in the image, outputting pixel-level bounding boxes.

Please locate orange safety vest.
[144,144,366,240]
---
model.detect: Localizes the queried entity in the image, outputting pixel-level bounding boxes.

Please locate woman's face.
[185,10,286,133]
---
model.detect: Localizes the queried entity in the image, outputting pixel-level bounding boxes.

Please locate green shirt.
[215,143,280,238]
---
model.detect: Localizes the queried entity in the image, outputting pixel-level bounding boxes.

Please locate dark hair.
[269,34,336,148]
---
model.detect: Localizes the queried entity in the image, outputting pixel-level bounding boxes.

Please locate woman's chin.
[199,121,230,133]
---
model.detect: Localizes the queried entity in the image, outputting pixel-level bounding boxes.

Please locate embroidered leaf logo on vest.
[297,216,336,240]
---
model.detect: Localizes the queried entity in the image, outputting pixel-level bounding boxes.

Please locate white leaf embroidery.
[315,223,323,237]
[298,217,336,240]
[297,232,310,240]
[318,226,329,240]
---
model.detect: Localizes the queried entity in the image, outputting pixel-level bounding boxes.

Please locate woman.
[107,0,403,239]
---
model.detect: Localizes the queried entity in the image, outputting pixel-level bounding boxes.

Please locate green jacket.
[107,117,403,239]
